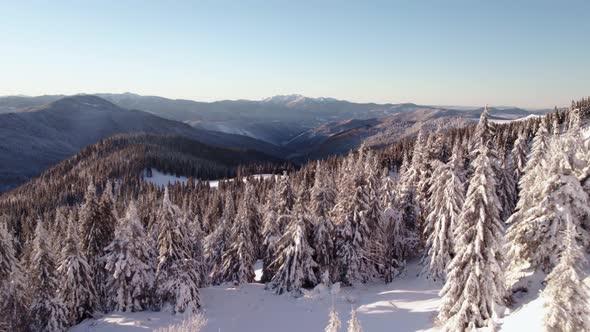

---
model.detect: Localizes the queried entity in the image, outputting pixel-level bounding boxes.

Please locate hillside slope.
[0,95,284,191]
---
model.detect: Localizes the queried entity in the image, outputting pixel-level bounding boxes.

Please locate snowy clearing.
[142,168,276,188]
[69,259,590,332]
[70,261,441,332]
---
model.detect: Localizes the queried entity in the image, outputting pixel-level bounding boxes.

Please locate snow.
[253,260,263,282]
[68,260,590,332]
[143,169,189,186]
[142,169,277,189]
[491,114,541,124]
[71,261,442,332]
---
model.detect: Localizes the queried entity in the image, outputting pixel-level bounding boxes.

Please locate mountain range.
[0,93,548,191]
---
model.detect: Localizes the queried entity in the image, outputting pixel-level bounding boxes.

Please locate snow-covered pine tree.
[79,182,115,311]
[507,121,550,225]
[362,151,385,278]
[468,106,502,193]
[187,213,207,287]
[0,221,29,332]
[275,171,296,231]
[103,201,154,312]
[407,130,430,241]
[155,188,200,313]
[29,220,69,332]
[510,131,529,185]
[437,142,506,331]
[347,307,364,332]
[261,187,281,283]
[381,168,411,282]
[397,154,420,250]
[421,144,465,281]
[310,162,336,282]
[506,130,590,274]
[543,218,590,332]
[204,191,234,284]
[270,186,318,295]
[497,152,517,222]
[325,304,341,332]
[58,216,97,324]
[52,208,68,253]
[220,183,257,285]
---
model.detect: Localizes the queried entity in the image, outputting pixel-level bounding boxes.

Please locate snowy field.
[142,169,276,188]
[70,260,589,332]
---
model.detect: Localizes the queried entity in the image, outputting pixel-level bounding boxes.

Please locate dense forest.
[1,98,590,332]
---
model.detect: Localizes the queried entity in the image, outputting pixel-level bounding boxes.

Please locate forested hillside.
[0,98,589,332]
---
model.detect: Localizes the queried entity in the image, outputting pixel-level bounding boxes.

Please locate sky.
[0,0,588,108]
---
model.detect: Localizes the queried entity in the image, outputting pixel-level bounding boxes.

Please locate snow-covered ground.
[71,261,442,332]
[490,114,541,124]
[142,169,276,188]
[69,259,590,332]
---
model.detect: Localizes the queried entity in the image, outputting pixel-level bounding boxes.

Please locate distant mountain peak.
[263,94,340,107]
[47,95,121,111]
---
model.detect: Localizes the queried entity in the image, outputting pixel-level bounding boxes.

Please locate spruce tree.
[332,157,371,285]
[497,153,517,221]
[261,187,281,283]
[79,182,114,311]
[220,183,257,285]
[204,191,234,284]
[270,187,318,295]
[29,220,69,332]
[543,219,590,332]
[437,142,506,331]
[510,131,529,185]
[381,168,410,282]
[422,145,465,281]
[155,188,200,313]
[58,217,97,324]
[103,202,154,312]
[310,162,336,282]
[506,133,590,273]
[0,222,29,332]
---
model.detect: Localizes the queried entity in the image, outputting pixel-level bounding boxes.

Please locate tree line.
[1,100,589,331]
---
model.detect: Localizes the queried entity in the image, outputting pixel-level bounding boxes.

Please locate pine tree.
[397,153,420,251]
[79,182,114,311]
[155,188,200,313]
[381,169,410,282]
[510,131,529,184]
[422,145,465,281]
[103,202,154,312]
[497,152,517,221]
[220,183,257,285]
[437,142,506,331]
[347,307,364,332]
[325,304,341,332]
[270,187,318,295]
[29,220,69,332]
[204,191,234,284]
[407,130,430,240]
[543,218,590,332]
[332,157,371,285]
[310,162,336,282]
[363,151,385,278]
[261,187,281,283]
[58,216,97,324]
[509,121,550,219]
[0,222,29,332]
[506,133,590,273]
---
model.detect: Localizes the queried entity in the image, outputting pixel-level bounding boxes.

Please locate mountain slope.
[0,95,284,191]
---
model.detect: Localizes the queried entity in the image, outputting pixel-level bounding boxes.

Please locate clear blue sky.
[1,0,588,108]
